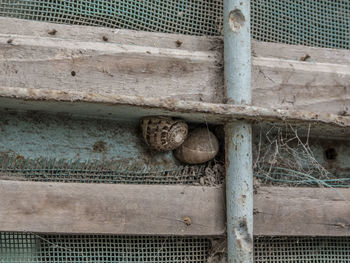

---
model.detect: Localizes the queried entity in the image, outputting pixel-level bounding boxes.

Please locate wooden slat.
[0,18,224,104]
[254,187,350,236]
[1,18,349,115]
[1,87,349,142]
[0,180,225,236]
[2,181,350,236]
[251,42,350,116]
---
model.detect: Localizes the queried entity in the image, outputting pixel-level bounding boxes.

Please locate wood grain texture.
[1,17,349,115]
[2,181,350,236]
[1,87,348,132]
[254,187,350,236]
[0,17,224,103]
[0,180,225,236]
[252,42,350,116]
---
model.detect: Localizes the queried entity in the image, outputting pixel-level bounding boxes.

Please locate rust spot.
[93,141,108,153]
[183,216,192,226]
[102,36,108,42]
[71,71,76,77]
[48,29,57,35]
[300,54,311,61]
[7,39,13,44]
[175,39,183,47]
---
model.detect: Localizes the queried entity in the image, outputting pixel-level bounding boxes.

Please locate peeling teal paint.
[0,110,179,169]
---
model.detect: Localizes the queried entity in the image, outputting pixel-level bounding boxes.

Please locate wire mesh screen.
[0,233,210,263]
[0,0,223,36]
[0,155,222,185]
[255,236,350,263]
[3,234,350,263]
[251,1,350,49]
[0,0,349,49]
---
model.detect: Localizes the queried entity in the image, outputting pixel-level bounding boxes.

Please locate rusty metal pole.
[223,0,253,262]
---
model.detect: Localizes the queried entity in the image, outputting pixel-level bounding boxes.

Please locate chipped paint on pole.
[225,122,253,262]
[224,0,253,262]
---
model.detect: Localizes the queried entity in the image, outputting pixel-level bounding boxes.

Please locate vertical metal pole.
[224,0,253,262]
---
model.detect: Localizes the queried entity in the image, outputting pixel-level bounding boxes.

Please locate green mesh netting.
[3,234,350,263]
[251,0,350,49]
[0,156,210,185]
[0,233,210,263]
[0,0,349,49]
[255,236,350,263]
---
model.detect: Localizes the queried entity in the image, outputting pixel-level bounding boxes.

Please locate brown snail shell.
[174,127,219,164]
[141,116,188,151]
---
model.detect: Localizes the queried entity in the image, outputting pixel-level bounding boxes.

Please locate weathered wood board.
[0,93,348,141]
[252,42,350,115]
[1,17,349,116]
[0,180,225,236]
[2,181,350,236]
[254,187,350,236]
[0,17,224,103]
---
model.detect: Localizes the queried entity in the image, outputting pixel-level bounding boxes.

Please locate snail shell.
[174,127,219,164]
[141,116,188,151]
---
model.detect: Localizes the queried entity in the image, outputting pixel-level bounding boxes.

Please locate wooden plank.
[0,180,225,236]
[1,87,349,129]
[254,187,350,236]
[1,18,349,115]
[2,181,350,236]
[252,42,350,116]
[1,88,349,141]
[0,17,224,104]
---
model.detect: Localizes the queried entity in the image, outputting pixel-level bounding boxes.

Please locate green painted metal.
[0,0,349,49]
[223,0,252,260]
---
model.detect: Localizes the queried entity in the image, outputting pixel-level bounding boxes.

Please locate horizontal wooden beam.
[254,187,350,236]
[0,180,225,236]
[1,87,349,141]
[0,17,223,104]
[2,181,350,236]
[251,42,350,116]
[1,18,349,116]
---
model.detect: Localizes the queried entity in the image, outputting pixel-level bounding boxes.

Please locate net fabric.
[0,0,223,36]
[0,233,210,263]
[3,234,350,263]
[255,237,350,263]
[251,0,350,50]
[0,156,209,185]
[0,0,349,49]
